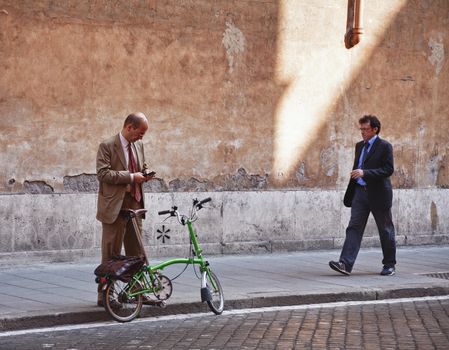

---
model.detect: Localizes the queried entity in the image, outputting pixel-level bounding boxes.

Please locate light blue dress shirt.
[356,135,377,186]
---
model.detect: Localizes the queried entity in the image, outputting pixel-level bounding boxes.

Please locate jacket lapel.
[364,137,380,163]
[132,142,142,170]
[114,134,127,170]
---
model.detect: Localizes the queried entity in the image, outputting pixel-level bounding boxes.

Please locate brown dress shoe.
[99,298,122,309]
[141,295,161,305]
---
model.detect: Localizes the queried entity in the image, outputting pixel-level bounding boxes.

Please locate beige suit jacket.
[96,134,146,224]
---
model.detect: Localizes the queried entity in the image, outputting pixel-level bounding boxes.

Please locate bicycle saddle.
[121,209,148,218]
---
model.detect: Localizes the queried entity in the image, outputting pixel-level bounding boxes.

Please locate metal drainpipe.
[345,0,364,49]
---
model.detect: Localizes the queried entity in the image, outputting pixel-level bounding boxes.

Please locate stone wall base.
[0,189,448,265]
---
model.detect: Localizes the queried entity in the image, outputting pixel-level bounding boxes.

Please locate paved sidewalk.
[1,246,448,331]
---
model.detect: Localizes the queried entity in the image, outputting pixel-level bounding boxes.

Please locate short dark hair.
[359,115,381,134]
[124,113,145,129]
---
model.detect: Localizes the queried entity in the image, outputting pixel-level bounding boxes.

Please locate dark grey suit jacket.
[343,137,394,210]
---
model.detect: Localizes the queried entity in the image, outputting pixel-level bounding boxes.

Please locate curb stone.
[2,286,449,332]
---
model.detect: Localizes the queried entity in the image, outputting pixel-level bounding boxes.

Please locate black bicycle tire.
[205,271,224,315]
[103,279,143,322]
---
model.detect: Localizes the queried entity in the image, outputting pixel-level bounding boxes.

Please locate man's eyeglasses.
[359,127,372,131]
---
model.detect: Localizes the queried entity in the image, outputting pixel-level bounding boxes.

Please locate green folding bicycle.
[101,197,224,322]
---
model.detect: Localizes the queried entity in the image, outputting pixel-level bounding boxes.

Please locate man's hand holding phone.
[142,163,156,181]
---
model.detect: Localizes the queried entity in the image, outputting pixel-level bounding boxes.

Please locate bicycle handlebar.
[198,197,212,206]
[158,198,212,220]
[158,210,172,216]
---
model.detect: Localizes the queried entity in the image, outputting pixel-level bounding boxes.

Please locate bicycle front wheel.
[103,279,143,322]
[205,271,224,315]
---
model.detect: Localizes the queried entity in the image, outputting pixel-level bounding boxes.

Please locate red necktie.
[127,143,142,202]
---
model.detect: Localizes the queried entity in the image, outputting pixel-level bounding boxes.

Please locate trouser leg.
[340,187,370,272]
[101,219,127,263]
[98,193,145,297]
[122,193,146,257]
[98,217,127,294]
[123,216,145,257]
[372,207,396,268]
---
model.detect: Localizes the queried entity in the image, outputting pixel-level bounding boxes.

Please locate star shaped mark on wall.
[157,225,171,244]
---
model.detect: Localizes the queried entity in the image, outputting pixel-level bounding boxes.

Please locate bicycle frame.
[101,197,224,322]
[149,220,206,272]
[125,207,215,299]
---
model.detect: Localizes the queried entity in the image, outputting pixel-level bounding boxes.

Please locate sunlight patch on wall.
[273,0,408,182]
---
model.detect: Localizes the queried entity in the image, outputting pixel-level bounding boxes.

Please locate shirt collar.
[366,134,378,146]
[119,132,129,148]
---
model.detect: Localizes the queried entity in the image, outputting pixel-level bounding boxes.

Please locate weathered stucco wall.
[1,0,447,192]
[0,0,448,260]
[0,0,281,192]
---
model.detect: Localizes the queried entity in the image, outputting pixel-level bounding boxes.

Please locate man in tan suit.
[96,112,153,306]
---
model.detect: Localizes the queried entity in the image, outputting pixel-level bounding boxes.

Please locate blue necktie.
[361,142,369,168]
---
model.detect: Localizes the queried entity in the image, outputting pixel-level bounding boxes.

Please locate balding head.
[122,112,149,142]
[124,112,148,129]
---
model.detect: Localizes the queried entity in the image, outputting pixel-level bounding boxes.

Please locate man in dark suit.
[329,115,396,276]
[96,112,154,306]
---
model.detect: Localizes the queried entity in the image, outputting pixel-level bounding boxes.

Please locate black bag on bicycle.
[94,255,145,282]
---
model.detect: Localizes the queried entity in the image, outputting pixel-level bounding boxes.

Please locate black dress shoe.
[329,261,351,275]
[380,266,395,276]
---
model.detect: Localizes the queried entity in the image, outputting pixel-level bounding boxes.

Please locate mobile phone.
[142,169,156,177]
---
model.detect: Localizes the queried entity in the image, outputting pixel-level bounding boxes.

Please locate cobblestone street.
[2,297,448,349]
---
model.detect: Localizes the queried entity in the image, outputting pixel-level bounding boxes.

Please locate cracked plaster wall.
[0,0,447,194]
[0,1,448,193]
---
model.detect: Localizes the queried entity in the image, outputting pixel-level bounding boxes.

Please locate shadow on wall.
[272,0,449,190]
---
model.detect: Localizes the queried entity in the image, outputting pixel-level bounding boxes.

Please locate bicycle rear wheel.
[103,279,143,322]
[205,271,224,315]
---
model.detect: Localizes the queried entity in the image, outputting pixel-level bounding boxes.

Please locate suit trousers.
[340,186,396,272]
[98,193,145,295]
